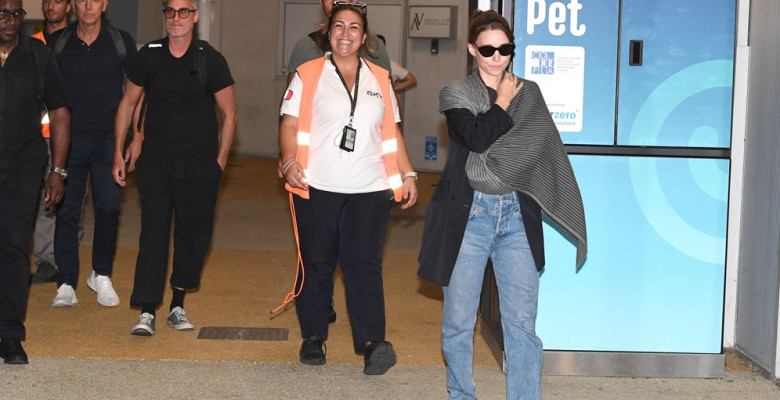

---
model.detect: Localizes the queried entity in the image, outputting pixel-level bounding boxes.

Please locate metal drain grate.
[197,327,288,341]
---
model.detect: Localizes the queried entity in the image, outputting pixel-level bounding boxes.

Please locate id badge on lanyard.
[332,56,361,152]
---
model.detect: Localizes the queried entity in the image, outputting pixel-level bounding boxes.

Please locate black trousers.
[129,154,222,308]
[292,187,393,353]
[54,131,122,287]
[0,166,44,339]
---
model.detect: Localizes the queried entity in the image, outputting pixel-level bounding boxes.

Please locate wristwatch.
[403,171,418,183]
[51,166,68,179]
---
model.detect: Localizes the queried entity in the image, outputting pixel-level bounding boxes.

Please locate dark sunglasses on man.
[476,43,515,58]
[162,7,196,19]
[0,9,26,20]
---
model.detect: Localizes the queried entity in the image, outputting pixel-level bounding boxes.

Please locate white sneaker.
[52,283,78,307]
[86,271,120,307]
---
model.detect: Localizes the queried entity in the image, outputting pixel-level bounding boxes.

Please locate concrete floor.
[5,156,779,399]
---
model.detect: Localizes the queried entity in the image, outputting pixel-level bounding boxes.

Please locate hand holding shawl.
[440,72,588,268]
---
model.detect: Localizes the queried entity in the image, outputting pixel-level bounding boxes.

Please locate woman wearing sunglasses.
[279,2,417,375]
[418,10,587,400]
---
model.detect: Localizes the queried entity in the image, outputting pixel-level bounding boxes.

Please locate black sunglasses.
[162,7,196,19]
[0,9,26,20]
[476,43,515,58]
[332,1,367,14]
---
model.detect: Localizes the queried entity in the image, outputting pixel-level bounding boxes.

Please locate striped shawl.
[439,72,588,267]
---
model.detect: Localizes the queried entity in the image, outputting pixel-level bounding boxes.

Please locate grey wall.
[137,0,165,44]
[106,0,139,40]
[405,0,470,172]
[219,0,282,157]
[735,0,780,377]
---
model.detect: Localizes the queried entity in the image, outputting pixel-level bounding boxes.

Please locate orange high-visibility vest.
[32,30,50,139]
[285,56,403,201]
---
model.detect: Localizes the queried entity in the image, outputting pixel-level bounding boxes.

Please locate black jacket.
[417,99,545,286]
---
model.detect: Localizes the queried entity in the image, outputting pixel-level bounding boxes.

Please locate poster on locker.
[525,45,585,133]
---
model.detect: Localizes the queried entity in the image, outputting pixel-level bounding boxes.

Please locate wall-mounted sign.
[408,6,457,39]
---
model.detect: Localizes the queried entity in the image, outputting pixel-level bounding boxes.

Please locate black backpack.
[53,23,127,65]
[144,38,210,89]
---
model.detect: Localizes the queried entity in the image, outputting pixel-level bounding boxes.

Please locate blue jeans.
[442,190,542,400]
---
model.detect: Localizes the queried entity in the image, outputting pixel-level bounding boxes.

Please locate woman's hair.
[467,10,514,45]
[313,4,375,55]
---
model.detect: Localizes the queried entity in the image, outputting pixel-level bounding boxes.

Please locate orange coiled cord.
[269,192,305,317]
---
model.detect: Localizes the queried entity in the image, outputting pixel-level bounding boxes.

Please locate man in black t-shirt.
[112,0,237,337]
[0,0,71,365]
[48,0,137,309]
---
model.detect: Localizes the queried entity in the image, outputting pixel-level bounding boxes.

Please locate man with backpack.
[112,0,237,336]
[0,0,71,364]
[48,0,136,308]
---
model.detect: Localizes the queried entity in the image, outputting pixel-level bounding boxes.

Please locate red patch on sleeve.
[284,89,294,101]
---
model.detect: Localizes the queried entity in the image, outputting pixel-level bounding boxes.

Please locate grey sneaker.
[131,313,155,336]
[31,261,59,284]
[167,307,195,331]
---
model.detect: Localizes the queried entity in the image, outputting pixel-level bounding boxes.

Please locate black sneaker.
[363,341,396,375]
[0,337,29,365]
[31,261,59,284]
[299,335,326,365]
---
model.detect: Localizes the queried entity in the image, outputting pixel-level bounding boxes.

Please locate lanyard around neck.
[330,55,361,127]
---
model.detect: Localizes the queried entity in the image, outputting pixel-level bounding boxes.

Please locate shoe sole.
[3,357,29,365]
[167,322,195,331]
[364,343,397,375]
[52,298,77,307]
[131,328,155,336]
[31,276,57,284]
[300,356,326,366]
[87,277,120,307]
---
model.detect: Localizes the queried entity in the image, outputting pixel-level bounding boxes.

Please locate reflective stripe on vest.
[32,31,50,139]
[286,56,403,201]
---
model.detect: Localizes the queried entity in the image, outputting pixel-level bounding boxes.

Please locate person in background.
[48,0,137,308]
[279,1,417,375]
[29,0,71,284]
[112,0,237,337]
[0,0,71,364]
[417,10,587,400]
[376,34,417,93]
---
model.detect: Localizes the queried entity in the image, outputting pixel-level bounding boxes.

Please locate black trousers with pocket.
[129,154,222,308]
[293,186,393,353]
[0,164,44,339]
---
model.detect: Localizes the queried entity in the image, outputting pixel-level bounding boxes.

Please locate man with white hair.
[113,0,237,337]
[48,0,137,308]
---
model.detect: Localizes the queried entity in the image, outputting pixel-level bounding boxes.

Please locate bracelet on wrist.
[403,171,418,183]
[281,158,299,175]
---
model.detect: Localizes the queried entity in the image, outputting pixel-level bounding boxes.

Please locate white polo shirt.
[281,55,401,194]
[390,60,409,83]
